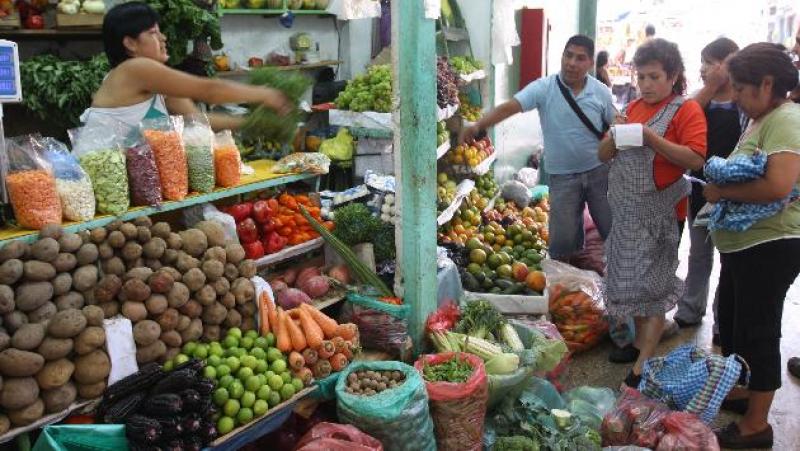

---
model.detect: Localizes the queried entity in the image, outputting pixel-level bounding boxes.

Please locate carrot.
[267,294,279,339]
[334,323,357,341]
[293,367,313,386]
[331,336,346,354]
[340,345,353,360]
[297,307,324,349]
[302,348,318,366]
[329,353,348,372]
[300,303,338,338]
[275,308,292,353]
[317,340,335,359]
[312,359,332,378]
[284,309,308,352]
[289,351,305,371]
[259,291,271,335]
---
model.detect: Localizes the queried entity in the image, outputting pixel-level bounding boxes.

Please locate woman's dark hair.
[701,37,739,63]
[103,2,160,68]
[596,51,609,69]
[727,42,799,98]
[634,38,686,95]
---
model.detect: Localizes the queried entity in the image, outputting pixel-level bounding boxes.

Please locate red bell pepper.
[252,199,272,224]
[243,241,265,259]
[226,202,253,222]
[262,218,278,235]
[265,232,288,254]
[236,218,259,244]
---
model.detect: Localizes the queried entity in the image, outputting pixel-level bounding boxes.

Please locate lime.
[162,360,174,372]
[258,374,267,386]
[237,367,254,381]
[265,370,276,380]
[253,399,268,416]
[266,348,282,363]
[237,407,254,425]
[250,348,266,361]
[245,330,259,340]
[291,377,304,392]
[209,344,224,357]
[207,355,222,368]
[229,381,244,400]
[254,337,269,350]
[241,355,258,370]
[267,390,281,407]
[265,333,276,347]
[268,374,284,391]
[217,416,235,435]
[255,360,268,374]
[241,337,255,350]
[213,388,229,407]
[241,391,256,409]
[245,375,261,392]
[218,374,235,390]
[257,385,272,401]
[279,383,296,401]
[182,342,197,356]
[193,345,208,360]
[225,356,241,373]
[271,359,287,374]
[231,348,246,358]
[203,366,217,379]
[223,399,240,417]
[227,327,243,339]
[174,354,190,365]
[216,364,231,378]
[223,335,239,349]
[280,372,292,384]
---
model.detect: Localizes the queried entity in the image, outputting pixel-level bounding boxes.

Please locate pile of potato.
[0,217,258,433]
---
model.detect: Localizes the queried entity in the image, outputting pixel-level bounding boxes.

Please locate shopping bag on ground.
[655,412,720,451]
[602,387,669,448]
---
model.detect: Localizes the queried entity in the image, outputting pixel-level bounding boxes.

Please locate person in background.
[596,51,612,87]
[703,43,800,449]
[460,35,617,264]
[673,38,745,346]
[785,24,800,381]
[598,38,707,384]
[645,24,656,40]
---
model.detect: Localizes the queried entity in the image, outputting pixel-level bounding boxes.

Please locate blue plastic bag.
[32,424,129,451]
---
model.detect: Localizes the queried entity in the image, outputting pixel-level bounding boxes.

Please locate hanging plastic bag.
[414,352,488,451]
[340,293,412,361]
[320,128,354,161]
[183,114,216,193]
[273,152,331,175]
[562,386,617,430]
[336,361,436,451]
[70,119,131,215]
[295,422,383,451]
[124,137,163,207]
[5,135,62,229]
[34,136,95,222]
[214,130,242,188]
[602,387,669,448]
[655,412,720,451]
[543,259,609,353]
[141,115,189,201]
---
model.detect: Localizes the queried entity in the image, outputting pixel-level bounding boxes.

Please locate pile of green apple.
[163,328,305,435]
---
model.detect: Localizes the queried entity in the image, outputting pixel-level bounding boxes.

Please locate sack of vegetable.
[414,352,488,451]
[295,422,383,451]
[562,386,617,430]
[340,293,412,361]
[602,387,670,448]
[141,115,189,201]
[34,136,96,222]
[543,260,609,353]
[508,318,571,391]
[336,361,436,451]
[4,134,63,229]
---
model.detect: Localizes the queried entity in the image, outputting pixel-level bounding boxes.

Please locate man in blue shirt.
[461,35,617,261]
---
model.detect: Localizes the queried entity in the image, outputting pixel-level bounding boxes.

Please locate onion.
[276,288,311,309]
[300,276,330,298]
[328,265,351,284]
[282,267,299,286]
[296,266,322,288]
[270,279,289,293]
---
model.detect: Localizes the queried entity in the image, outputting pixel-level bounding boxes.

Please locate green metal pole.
[578,0,598,40]
[392,0,438,355]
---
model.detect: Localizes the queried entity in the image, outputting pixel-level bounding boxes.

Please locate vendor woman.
[81,1,290,130]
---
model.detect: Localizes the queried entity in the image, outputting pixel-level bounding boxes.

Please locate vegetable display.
[335,65,392,113]
[242,67,311,144]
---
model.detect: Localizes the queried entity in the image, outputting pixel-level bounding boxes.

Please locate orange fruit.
[526,271,546,292]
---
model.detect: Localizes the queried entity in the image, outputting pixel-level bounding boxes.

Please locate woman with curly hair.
[598,39,708,387]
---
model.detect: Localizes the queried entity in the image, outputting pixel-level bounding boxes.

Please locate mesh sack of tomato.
[414,352,488,451]
[340,293,413,361]
[543,260,609,353]
[602,387,670,448]
[295,422,383,451]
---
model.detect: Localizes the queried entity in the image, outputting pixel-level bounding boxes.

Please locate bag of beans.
[183,114,215,194]
[34,136,96,221]
[4,135,62,229]
[213,130,242,188]
[141,116,189,201]
[125,137,163,207]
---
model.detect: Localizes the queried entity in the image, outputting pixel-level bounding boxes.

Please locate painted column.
[578,0,598,39]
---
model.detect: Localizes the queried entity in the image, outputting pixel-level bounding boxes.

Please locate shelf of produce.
[437,179,475,226]
[216,60,342,78]
[436,141,451,160]
[204,386,316,451]
[447,153,497,178]
[0,160,318,245]
[0,28,102,39]
[254,237,324,267]
[219,9,334,16]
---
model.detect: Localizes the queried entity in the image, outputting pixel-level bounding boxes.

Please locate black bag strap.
[556,75,609,140]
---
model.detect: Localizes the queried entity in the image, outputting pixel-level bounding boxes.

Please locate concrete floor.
[566,230,800,450]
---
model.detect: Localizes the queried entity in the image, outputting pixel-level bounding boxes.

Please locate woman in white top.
[81,1,290,129]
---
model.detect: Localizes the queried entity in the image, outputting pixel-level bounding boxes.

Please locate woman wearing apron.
[80,2,291,129]
[598,39,708,388]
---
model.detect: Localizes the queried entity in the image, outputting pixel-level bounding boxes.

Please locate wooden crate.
[56,13,103,28]
[0,13,21,29]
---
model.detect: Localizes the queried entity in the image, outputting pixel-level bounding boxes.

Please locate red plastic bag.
[602,387,669,448]
[425,302,460,334]
[656,412,720,451]
[414,352,488,451]
[294,422,383,451]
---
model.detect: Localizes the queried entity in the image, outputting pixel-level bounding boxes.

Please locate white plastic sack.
[104,317,139,386]
[492,0,520,65]
[516,167,539,188]
[203,204,238,244]
[327,0,381,20]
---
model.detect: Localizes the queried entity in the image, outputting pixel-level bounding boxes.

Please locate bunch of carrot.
[259,292,359,382]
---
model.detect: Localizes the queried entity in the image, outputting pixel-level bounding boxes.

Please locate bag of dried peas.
[183,114,215,194]
[213,130,242,188]
[141,116,189,201]
[4,135,62,229]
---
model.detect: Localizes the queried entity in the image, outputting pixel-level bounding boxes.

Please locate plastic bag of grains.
[183,114,215,193]
[34,136,96,221]
[5,135,62,228]
[141,116,189,201]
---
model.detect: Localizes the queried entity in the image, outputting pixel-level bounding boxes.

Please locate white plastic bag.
[327,0,381,20]
[516,167,539,188]
[203,204,238,244]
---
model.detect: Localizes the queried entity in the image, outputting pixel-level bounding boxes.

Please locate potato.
[201,259,225,282]
[224,243,246,265]
[241,317,256,332]
[157,308,179,331]
[74,327,105,355]
[151,222,171,240]
[238,260,257,279]
[93,274,122,303]
[195,285,217,307]
[180,229,208,257]
[82,305,104,327]
[180,319,203,343]
[238,301,257,318]
[132,320,161,346]
[176,252,199,273]
[101,301,120,319]
[23,260,56,282]
[28,302,57,325]
[136,226,152,244]
[0,377,39,409]
[160,330,182,348]
[120,223,137,241]
[4,311,28,333]
[47,309,87,338]
[88,228,107,245]
[52,254,77,275]
[183,268,206,292]
[145,294,168,316]
[56,234,81,256]
[16,282,54,312]
[145,259,162,271]
[74,350,110,384]
[225,309,242,328]
[31,238,59,262]
[105,220,122,232]
[52,273,73,296]
[220,292,236,309]
[204,246,227,264]
[160,266,181,283]
[133,216,153,228]
[0,349,45,376]
[35,358,74,390]
[0,259,23,285]
[0,285,14,315]
[136,340,166,364]
[102,257,125,276]
[143,237,166,260]
[39,224,63,241]
[121,302,147,322]
[72,265,98,292]
[77,230,91,244]
[0,241,28,263]
[202,324,221,342]
[97,243,114,260]
[77,381,106,399]
[195,221,227,247]
[75,243,99,266]
[43,382,76,413]
[167,232,182,251]
[213,277,230,296]
[148,271,174,294]
[178,300,202,319]
[162,249,179,265]
[0,330,10,352]
[224,263,239,282]
[121,242,142,262]
[122,278,150,302]
[167,282,190,309]
[11,323,45,350]
[8,398,44,426]
[107,230,126,249]
[55,292,85,311]
[37,337,73,361]
[202,302,228,326]
[176,315,191,332]
[125,267,153,283]
[0,414,7,435]
[231,278,255,305]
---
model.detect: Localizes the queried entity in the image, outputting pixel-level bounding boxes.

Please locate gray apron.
[606,96,691,318]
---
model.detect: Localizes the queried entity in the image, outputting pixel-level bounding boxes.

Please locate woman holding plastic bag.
[80,2,291,131]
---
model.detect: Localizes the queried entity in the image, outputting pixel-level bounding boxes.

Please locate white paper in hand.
[612,124,644,150]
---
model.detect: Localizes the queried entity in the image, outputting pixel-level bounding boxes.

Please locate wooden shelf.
[220,8,334,16]
[216,60,342,78]
[0,28,102,40]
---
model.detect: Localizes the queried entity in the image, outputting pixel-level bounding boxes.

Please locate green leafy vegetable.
[494,435,540,451]
[372,222,396,263]
[145,0,222,67]
[454,299,505,339]
[332,203,381,246]
[422,355,474,383]
[241,67,312,143]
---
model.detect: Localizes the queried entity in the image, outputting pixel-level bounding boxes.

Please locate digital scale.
[0,39,21,204]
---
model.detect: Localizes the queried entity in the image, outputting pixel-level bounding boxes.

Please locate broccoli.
[494,435,540,451]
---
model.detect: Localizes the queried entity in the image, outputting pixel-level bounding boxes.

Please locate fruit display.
[459,94,481,122]
[436,173,459,210]
[436,57,459,108]
[444,136,494,169]
[438,202,482,245]
[335,65,392,113]
[449,56,484,75]
[238,139,289,162]
[475,172,499,199]
[437,121,449,147]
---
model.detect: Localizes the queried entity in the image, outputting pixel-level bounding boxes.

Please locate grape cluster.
[437,57,460,108]
[335,65,393,113]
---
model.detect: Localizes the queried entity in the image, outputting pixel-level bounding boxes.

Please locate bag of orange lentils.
[213,130,242,188]
[141,116,189,201]
[4,134,62,229]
